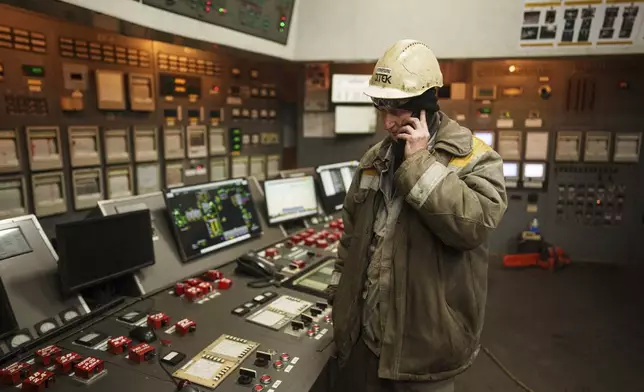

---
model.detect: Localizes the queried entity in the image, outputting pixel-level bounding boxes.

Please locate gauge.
[35,318,59,337]
[6,329,33,349]
[59,308,80,324]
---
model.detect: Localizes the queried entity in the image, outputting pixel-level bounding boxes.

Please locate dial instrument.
[6,329,33,349]
[59,308,80,324]
[35,319,59,336]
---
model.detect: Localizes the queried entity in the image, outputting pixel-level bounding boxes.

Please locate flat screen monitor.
[0,277,18,340]
[474,131,495,148]
[523,162,546,180]
[503,162,519,179]
[279,167,315,179]
[315,161,359,213]
[164,178,262,261]
[56,210,155,295]
[264,176,319,225]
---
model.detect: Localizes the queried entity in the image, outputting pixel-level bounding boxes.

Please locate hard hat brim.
[363,85,426,100]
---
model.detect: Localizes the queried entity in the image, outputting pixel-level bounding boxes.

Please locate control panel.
[141,0,296,45]
[0,3,288,226]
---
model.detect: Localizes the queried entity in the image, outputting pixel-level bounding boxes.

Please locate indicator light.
[508,65,517,73]
[205,7,211,12]
[206,0,212,4]
[281,16,287,21]
[280,22,286,27]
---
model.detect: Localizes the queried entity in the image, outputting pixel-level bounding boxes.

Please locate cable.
[481,345,536,392]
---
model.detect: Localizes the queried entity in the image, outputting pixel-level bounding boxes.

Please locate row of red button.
[174,270,232,299]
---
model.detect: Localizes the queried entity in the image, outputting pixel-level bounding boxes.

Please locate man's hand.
[397,110,430,159]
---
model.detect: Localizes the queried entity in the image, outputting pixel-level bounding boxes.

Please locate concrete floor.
[457,263,644,392]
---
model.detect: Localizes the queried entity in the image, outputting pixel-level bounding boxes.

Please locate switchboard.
[0,176,28,219]
[0,3,289,228]
[0,129,21,173]
[72,168,103,210]
[104,129,131,164]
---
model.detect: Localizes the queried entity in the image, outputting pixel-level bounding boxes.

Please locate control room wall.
[295,55,644,264]
[0,4,297,238]
[294,0,644,61]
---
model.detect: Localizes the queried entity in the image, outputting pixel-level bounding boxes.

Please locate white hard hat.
[364,39,443,100]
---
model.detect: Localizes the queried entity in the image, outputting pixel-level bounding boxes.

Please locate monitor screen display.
[474,131,495,147]
[283,257,336,300]
[164,178,262,261]
[503,162,519,178]
[315,161,359,213]
[56,210,155,294]
[524,163,545,179]
[264,176,319,225]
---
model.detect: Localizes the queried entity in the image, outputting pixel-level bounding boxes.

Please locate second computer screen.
[264,176,318,224]
[165,179,262,261]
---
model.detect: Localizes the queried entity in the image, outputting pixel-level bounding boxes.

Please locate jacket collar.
[360,111,473,170]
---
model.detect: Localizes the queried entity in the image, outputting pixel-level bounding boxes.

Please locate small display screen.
[187,109,200,118]
[503,162,519,178]
[478,87,495,97]
[474,131,494,147]
[284,258,337,299]
[315,161,359,213]
[22,65,45,77]
[264,176,318,225]
[164,178,262,261]
[0,227,32,261]
[159,74,201,98]
[524,163,545,179]
[56,210,155,294]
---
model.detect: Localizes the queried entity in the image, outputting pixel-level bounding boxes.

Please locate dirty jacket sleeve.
[393,145,507,251]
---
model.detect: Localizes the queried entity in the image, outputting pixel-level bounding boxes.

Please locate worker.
[327,40,508,392]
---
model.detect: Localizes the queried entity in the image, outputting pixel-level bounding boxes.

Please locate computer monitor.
[264,176,319,225]
[474,131,495,148]
[56,210,155,295]
[164,178,262,261]
[0,277,18,341]
[523,162,546,188]
[315,161,359,213]
[503,162,519,188]
[279,167,315,179]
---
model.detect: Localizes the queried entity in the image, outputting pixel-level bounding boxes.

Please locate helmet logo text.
[374,67,392,84]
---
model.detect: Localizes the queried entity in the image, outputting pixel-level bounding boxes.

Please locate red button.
[327,234,339,243]
[279,353,290,362]
[317,230,329,239]
[265,248,278,257]
[291,234,302,243]
[273,360,284,369]
[253,385,264,391]
[259,375,272,384]
[337,218,343,224]
[293,260,306,268]
[218,278,232,290]
[204,270,223,281]
[306,228,315,234]
[329,221,338,228]
[174,283,186,295]
[300,231,310,238]
[338,223,345,231]
[198,282,213,293]
[304,237,316,246]
[316,240,328,249]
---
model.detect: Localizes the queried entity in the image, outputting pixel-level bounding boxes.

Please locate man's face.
[378,108,414,141]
